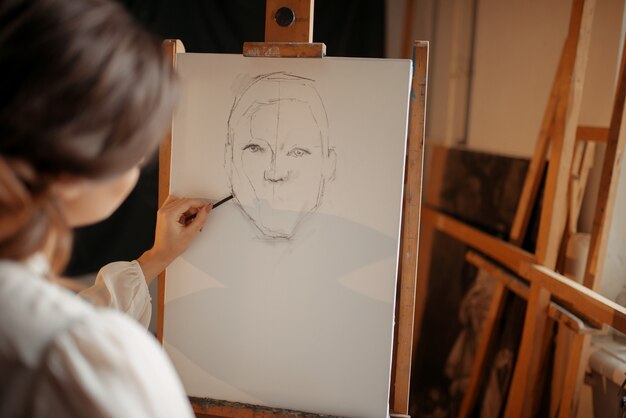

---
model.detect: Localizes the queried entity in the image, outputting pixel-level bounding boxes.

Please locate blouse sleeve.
[79,261,151,328]
[33,311,194,418]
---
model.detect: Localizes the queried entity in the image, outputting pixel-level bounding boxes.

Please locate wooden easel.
[413,0,626,416]
[452,0,626,416]
[157,1,429,417]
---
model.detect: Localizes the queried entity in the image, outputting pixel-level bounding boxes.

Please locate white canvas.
[164,53,412,418]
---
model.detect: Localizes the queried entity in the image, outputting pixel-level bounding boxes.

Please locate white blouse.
[0,256,194,418]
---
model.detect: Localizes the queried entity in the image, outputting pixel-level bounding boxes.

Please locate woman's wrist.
[137,248,173,285]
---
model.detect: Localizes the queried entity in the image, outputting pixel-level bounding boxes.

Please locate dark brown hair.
[0,0,177,272]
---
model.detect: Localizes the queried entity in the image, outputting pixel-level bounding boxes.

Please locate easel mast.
[243,0,325,58]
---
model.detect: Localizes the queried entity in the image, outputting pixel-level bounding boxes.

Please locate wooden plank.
[392,40,428,416]
[192,398,331,418]
[243,42,325,58]
[552,130,589,418]
[522,263,626,333]
[193,397,413,418]
[533,316,557,415]
[157,39,184,343]
[568,141,595,234]
[536,0,595,269]
[550,327,572,418]
[548,303,598,334]
[457,280,507,418]
[583,34,626,289]
[575,125,608,142]
[557,333,591,418]
[503,283,551,418]
[570,141,585,181]
[421,206,535,273]
[264,0,314,42]
[467,251,530,299]
[465,252,599,334]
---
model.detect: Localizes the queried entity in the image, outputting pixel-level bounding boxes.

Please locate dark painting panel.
[424,146,529,239]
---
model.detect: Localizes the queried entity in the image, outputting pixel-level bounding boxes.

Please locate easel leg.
[583,29,626,290]
[157,39,185,343]
[535,0,595,269]
[392,40,429,416]
[457,281,507,418]
[503,283,551,418]
[557,333,591,418]
[550,326,572,417]
[508,3,595,413]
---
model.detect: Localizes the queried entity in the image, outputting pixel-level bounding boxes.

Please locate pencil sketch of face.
[226,72,336,239]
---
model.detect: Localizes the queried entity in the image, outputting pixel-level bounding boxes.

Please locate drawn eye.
[243,143,265,153]
[287,147,311,158]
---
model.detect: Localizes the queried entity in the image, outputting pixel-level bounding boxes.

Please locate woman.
[0,0,206,416]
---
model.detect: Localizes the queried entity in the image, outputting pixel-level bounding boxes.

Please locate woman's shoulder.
[0,258,94,367]
[34,309,193,417]
[0,259,193,417]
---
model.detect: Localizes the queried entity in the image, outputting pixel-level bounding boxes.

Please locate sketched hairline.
[227,73,328,135]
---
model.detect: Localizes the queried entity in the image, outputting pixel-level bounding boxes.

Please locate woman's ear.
[49,176,86,202]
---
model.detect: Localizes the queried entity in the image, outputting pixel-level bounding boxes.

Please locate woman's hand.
[137,196,212,284]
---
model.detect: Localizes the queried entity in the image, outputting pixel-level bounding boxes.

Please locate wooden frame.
[419,199,626,418]
[391,40,429,417]
[157,39,185,343]
[157,2,427,417]
[414,0,626,413]
[457,252,602,418]
[418,209,626,333]
[503,3,597,415]
[582,20,626,290]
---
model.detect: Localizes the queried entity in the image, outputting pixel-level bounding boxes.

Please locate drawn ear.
[325,148,337,182]
[224,142,233,168]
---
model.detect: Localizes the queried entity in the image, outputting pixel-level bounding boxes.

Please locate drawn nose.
[264,158,289,182]
[264,168,287,182]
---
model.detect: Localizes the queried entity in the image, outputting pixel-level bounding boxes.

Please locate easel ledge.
[157,1,428,416]
[192,397,411,418]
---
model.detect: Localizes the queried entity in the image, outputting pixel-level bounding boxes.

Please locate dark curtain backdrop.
[65,0,385,275]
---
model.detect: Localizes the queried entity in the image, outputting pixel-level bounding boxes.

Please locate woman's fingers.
[168,198,207,215]
[144,197,213,280]
[178,206,199,226]
[189,204,212,231]
[171,203,212,228]
[160,196,208,224]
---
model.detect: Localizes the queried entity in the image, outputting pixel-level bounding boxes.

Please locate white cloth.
[79,261,152,328]
[0,257,194,418]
